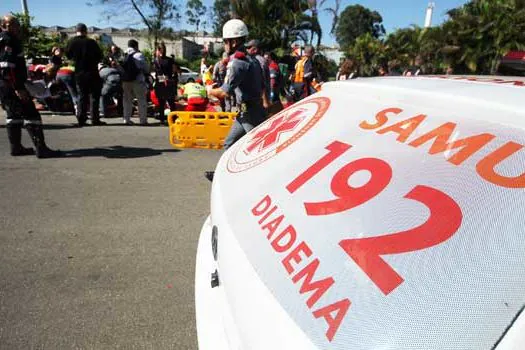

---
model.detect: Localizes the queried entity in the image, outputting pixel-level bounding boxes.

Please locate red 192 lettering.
[287,140,463,295]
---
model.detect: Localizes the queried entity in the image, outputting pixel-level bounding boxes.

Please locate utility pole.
[21,0,29,16]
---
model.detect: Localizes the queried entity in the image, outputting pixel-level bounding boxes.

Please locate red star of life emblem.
[244,109,306,154]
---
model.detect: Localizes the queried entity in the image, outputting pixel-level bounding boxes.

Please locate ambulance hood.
[210,76,525,349]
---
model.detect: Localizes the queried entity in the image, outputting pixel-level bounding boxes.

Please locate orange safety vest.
[293,56,308,83]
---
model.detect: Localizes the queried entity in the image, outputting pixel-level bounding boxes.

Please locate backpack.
[121,53,140,81]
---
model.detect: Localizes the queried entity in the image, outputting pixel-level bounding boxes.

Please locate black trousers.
[76,72,102,124]
[0,81,42,125]
[154,80,176,121]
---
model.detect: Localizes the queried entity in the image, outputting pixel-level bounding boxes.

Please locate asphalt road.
[0,111,221,349]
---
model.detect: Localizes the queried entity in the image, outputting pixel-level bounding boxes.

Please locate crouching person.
[98,63,122,118]
[0,15,61,158]
[182,80,208,112]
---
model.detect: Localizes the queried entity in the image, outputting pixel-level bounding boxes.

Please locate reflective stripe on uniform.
[6,118,24,125]
[0,62,16,68]
[24,120,42,125]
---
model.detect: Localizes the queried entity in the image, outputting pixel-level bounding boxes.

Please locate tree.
[384,26,423,68]
[442,0,525,74]
[90,0,181,47]
[230,0,320,49]
[320,0,342,37]
[288,13,322,47]
[348,32,386,76]
[12,13,63,58]
[211,0,231,37]
[335,4,385,50]
[186,0,207,33]
[313,53,337,81]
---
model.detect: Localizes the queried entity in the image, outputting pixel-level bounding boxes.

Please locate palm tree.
[444,0,525,74]
[230,0,322,49]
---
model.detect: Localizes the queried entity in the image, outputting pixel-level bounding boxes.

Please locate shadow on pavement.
[64,145,181,159]
[42,124,79,130]
[42,123,168,129]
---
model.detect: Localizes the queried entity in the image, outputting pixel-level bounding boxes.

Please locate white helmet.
[222,19,249,39]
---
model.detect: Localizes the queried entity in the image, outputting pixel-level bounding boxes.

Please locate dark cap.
[128,39,139,49]
[76,23,87,33]
[246,39,260,48]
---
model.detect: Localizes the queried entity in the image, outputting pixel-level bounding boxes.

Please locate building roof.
[38,25,210,38]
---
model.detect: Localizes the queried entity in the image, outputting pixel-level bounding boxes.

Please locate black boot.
[204,171,215,182]
[7,125,35,156]
[26,124,63,158]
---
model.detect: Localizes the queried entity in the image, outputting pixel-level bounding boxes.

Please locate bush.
[313,54,338,81]
[142,49,153,66]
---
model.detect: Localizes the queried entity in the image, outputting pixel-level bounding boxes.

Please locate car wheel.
[188,78,195,83]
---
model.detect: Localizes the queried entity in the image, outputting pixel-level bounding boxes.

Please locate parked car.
[195,75,525,350]
[178,66,199,84]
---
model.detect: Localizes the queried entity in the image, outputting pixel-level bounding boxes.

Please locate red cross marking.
[245,109,306,154]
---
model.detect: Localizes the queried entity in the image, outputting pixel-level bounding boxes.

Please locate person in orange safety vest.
[291,45,317,101]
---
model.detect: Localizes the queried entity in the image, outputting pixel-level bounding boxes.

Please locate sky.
[0,0,470,45]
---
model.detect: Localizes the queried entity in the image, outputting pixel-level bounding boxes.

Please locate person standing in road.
[204,19,266,181]
[265,51,283,116]
[246,39,270,110]
[121,39,149,126]
[0,15,61,158]
[212,52,230,111]
[65,23,105,126]
[292,45,317,101]
[153,43,178,125]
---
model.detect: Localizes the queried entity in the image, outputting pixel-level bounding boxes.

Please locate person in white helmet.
[205,19,266,181]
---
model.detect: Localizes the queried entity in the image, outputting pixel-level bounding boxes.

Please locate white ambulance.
[195,76,525,350]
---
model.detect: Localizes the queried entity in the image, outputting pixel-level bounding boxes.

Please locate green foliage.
[335,4,385,51]
[313,54,338,81]
[343,0,525,76]
[230,0,320,49]
[174,58,190,67]
[142,48,153,66]
[187,58,204,72]
[186,0,207,32]
[211,0,231,37]
[12,13,64,58]
[442,0,525,74]
[348,32,387,76]
[92,0,181,46]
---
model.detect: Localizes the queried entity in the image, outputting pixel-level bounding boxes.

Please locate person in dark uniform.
[65,23,105,126]
[246,39,270,110]
[153,43,178,125]
[0,15,61,158]
[205,19,266,181]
